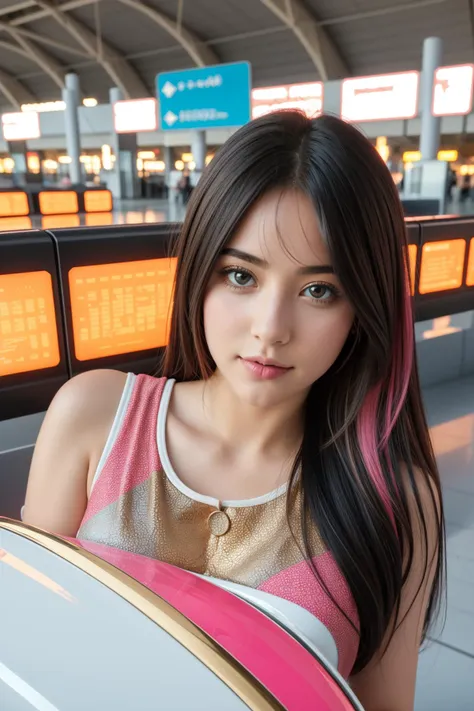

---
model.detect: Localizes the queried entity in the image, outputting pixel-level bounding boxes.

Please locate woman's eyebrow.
[220,247,334,275]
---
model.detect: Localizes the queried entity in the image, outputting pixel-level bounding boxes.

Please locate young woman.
[24,111,445,710]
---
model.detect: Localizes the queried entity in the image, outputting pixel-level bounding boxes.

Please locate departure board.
[0,192,29,218]
[419,239,466,294]
[84,190,113,213]
[69,258,177,361]
[467,238,474,287]
[0,271,60,376]
[39,191,79,216]
[408,244,417,296]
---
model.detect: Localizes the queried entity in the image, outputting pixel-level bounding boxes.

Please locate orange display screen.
[467,238,474,287]
[419,239,466,294]
[0,192,29,218]
[84,190,113,213]
[407,244,417,296]
[39,191,79,216]
[69,258,177,361]
[0,271,60,376]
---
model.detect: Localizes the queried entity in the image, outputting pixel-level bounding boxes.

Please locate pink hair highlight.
[356,382,386,503]
[356,271,414,514]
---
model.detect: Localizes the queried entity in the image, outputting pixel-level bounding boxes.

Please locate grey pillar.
[191,130,206,171]
[163,145,175,205]
[109,86,123,106]
[7,140,27,186]
[420,37,443,161]
[109,86,140,199]
[62,73,82,184]
[164,145,173,174]
[322,81,342,116]
[164,145,173,197]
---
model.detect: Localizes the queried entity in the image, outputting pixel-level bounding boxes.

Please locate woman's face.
[203,189,355,409]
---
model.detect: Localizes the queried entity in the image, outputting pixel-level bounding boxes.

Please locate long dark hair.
[162,111,445,673]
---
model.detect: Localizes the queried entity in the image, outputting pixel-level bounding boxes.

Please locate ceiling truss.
[0,0,220,107]
[32,0,148,98]
[115,0,219,67]
[0,66,34,108]
[0,0,351,108]
[259,0,348,80]
[1,20,66,89]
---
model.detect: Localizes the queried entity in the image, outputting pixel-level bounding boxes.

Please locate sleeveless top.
[77,374,360,678]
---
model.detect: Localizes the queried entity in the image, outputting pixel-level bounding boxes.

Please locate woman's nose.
[250,291,292,346]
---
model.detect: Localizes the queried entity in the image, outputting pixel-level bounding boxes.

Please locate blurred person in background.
[179,167,193,205]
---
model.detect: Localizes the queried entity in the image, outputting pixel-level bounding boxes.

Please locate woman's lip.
[239,357,292,380]
[241,357,291,369]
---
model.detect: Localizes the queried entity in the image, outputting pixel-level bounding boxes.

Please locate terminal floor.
[1,196,474,232]
[0,199,185,232]
[415,375,474,710]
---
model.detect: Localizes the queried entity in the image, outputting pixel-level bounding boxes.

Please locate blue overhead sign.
[157,62,251,131]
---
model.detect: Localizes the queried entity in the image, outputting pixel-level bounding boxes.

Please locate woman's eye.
[303,283,338,302]
[225,269,255,287]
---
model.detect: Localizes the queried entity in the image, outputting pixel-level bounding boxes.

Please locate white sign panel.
[341,72,419,122]
[113,98,158,133]
[433,64,474,116]
[252,82,323,119]
[21,101,66,113]
[1,111,40,141]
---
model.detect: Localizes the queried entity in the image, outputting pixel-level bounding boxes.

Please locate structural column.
[62,72,82,184]
[110,86,139,199]
[163,145,173,174]
[419,37,443,161]
[163,145,173,200]
[109,86,123,108]
[7,140,27,186]
[191,130,206,172]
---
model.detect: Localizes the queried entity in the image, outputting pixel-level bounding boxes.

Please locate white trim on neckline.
[157,379,288,509]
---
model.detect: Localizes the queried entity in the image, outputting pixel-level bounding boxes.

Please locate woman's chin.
[234,377,295,410]
[214,362,306,409]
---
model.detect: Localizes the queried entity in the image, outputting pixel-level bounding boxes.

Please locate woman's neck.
[198,372,306,457]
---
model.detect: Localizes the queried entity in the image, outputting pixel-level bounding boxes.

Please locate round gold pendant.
[208,509,231,537]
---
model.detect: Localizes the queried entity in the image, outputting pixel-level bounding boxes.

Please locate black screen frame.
[0,229,69,419]
[49,223,180,378]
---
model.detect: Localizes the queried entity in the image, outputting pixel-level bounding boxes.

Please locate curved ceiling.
[0,0,472,112]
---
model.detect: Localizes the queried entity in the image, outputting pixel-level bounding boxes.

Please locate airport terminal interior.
[1,0,474,709]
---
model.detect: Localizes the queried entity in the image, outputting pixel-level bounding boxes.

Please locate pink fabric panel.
[80,375,166,527]
[258,551,359,677]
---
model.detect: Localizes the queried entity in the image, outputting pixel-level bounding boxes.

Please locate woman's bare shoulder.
[54,368,128,414]
[23,369,128,536]
[40,369,129,440]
